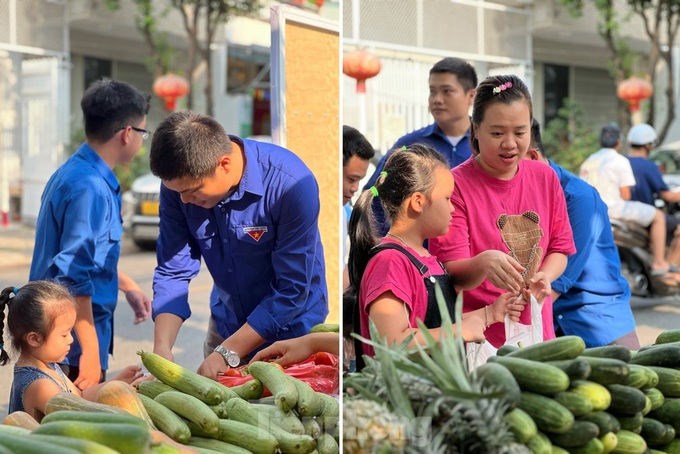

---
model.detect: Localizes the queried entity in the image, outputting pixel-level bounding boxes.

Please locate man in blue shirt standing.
[30,79,152,389]
[524,119,640,348]
[363,57,477,235]
[149,111,328,378]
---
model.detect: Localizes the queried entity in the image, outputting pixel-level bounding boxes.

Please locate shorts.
[667,213,680,244]
[613,201,657,227]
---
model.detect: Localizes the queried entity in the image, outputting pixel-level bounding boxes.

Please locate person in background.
[364,57,478,236]
[627,123,680,267]
[1,282,144,422]
[429,74,576,348]
[149,111,328,379]
[580,124,677,279]
[29,79,152,390]
[524,119,640,349]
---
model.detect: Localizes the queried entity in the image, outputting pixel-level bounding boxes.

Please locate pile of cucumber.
[480,332,680,454]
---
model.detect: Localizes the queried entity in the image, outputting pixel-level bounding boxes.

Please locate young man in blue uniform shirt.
[149,111,328,378]
[364,57,477,235]
[30,79,152,389]
[524,119,640,348]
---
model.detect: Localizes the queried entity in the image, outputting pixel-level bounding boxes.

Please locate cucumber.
[187,436,253,454]
[155,391,220,436]
[289,376,324,417]
[553,391,593,417]
[33,421,151,454]
[188,419,279,453]
[640,417,675,447]
[579,357,630,385]
[229,379,264,400]
[248,361,299,412]
[623,364,651,389]
[570,380,612,411]
[606,384,647,415]
[568,437,605,454]
[600,431,618,453]
[611,429,646,454]
[654,329,680,344]
[497,344,520,356]
[137,380,176,399]
[643,367,660,390]
[40,409,149,429]
[526,431,552,454]
[251,403,306,434]
[28,434,120,454]
[581,345,633,362]
[642,395,653,416]
[505,335,586,361]
[644,388,665,411]
[139,393,192,444]
[580,411,621,435]
[628,345,680,368]
[517,392,574,434]
[660,439,680,454]
[0,432,81,454]
[648,398,680,433]
[309,323,339,333]
[548,420,599,448]
[474,362,521,408]
[647,366,680,396]
[503,407,537,444]
[225,398,316,454]
[488,356,570,395]
[545,358,592,381]
[614,412,643,433]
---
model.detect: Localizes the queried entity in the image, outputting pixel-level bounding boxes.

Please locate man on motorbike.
[627,123,680,267]
[580,124,678,279]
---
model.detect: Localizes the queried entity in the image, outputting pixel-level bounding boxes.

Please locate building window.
[84,57,112,89]
[544,64,569,126]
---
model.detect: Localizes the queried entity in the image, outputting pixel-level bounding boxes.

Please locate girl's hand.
[490,292,526,324]
[482,250,525,294]
[125,289,152,324]
[526,272,551,304]
[114,365,145,384]
[461,316,486,342]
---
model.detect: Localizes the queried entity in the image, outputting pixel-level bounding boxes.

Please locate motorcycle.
[612,217,680,298]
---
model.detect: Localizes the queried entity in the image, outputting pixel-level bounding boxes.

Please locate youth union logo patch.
[243,226,268,241]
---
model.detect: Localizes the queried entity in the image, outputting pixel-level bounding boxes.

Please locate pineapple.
[343,398,408,454]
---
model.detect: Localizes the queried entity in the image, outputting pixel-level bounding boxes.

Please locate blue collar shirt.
[549,161,635,347]
[152,137,328,344]
[29,143,123,369]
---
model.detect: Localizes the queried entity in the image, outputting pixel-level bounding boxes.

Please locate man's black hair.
[430,57,478,92]
[531,118,546,157]
[343,125,375,166]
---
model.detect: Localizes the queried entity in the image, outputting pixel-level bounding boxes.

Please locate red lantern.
[153,73,190,111]
[343,50,381,93]
[617,77,653,112]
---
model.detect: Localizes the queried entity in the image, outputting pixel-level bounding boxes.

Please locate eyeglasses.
[116,125,151,140]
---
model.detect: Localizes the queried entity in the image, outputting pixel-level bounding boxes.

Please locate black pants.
[59,364,106,384]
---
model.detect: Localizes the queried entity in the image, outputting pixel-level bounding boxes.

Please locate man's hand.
[153,345,175,363]
[74,352,102,390]
[125,289,151,324]
[197,352,229,379]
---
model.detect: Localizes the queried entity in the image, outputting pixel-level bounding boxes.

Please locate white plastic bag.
[466,293,543,371]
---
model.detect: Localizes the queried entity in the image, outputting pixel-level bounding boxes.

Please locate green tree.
[106,0,262,116]
[542,99,600,175]
[559,0,680,143]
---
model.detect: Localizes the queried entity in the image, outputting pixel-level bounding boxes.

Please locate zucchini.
[517,392,574,434]
[229,379,264,400]
[611,429,646,454]
[526,431,552,454]
[188,419,279,453]
[187,436,253,454]
[248,361,299,412]
[488,356,570,395]
[299,416,321,438]
[579,357,630,385]
[155,391,219,436]
[654,329,680,344]
[628,345,680,368]
[503,407,537,444]
[139,394,192,444]
[623,365,651,389]
[316,392,339,430]
[28,434,120,454]
[553,391,593,417]
[138,350,236,404]
[316,432,339,454]
[45,392,129,416]
[606,384,647,415]
[251,403,306,434]
[647,366,680,396]
[581,345,632,362]
[568,437,605,454]
[580,411,621,435]
[0,424,31,436]
[0,432,81,454]
[137,380,176,399]
[570,380,612,411]
[474,362,521,408]
[644,388,664,411]
[41,410,149,429]
[548,420,599,448]
[225,398,316,454]
[545,358,592,381]
[640,417,675,447]
[289,376,324,417]
[33,421,151,454]
[505,335,586,361]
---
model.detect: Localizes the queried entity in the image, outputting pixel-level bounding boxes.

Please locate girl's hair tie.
[370,186,379,197]
[12,287,19,295]
[380,171,388,177]
[492,82,513,95]
[401,145,408,151]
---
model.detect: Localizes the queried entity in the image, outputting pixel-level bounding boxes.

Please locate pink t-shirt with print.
[429,157,576,348]
[359,238,448,357]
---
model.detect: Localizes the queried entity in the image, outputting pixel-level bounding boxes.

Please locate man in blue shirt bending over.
[523,119,640,349]
[149,111,328,378]
[30,79,152,389]
[364,57,477,235]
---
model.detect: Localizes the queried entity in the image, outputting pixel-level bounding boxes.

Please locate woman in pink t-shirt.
[429,75,576,348]
[348,144,524,363]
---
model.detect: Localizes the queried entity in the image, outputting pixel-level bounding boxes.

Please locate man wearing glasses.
[30,78,153,390]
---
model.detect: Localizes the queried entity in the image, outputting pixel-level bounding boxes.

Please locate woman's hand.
[481,250,525,294]
[526,272,551,304]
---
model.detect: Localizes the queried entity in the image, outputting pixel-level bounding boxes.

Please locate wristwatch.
[214,345,240,367]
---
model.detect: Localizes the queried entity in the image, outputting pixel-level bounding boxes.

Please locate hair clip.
[493,82,513,95]
[370,186,379,197]
[12,287,19,295]
[380,171,388,177]
[401,146,407,150]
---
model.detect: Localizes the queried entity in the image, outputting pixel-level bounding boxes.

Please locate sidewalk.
[0,223,35,269]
